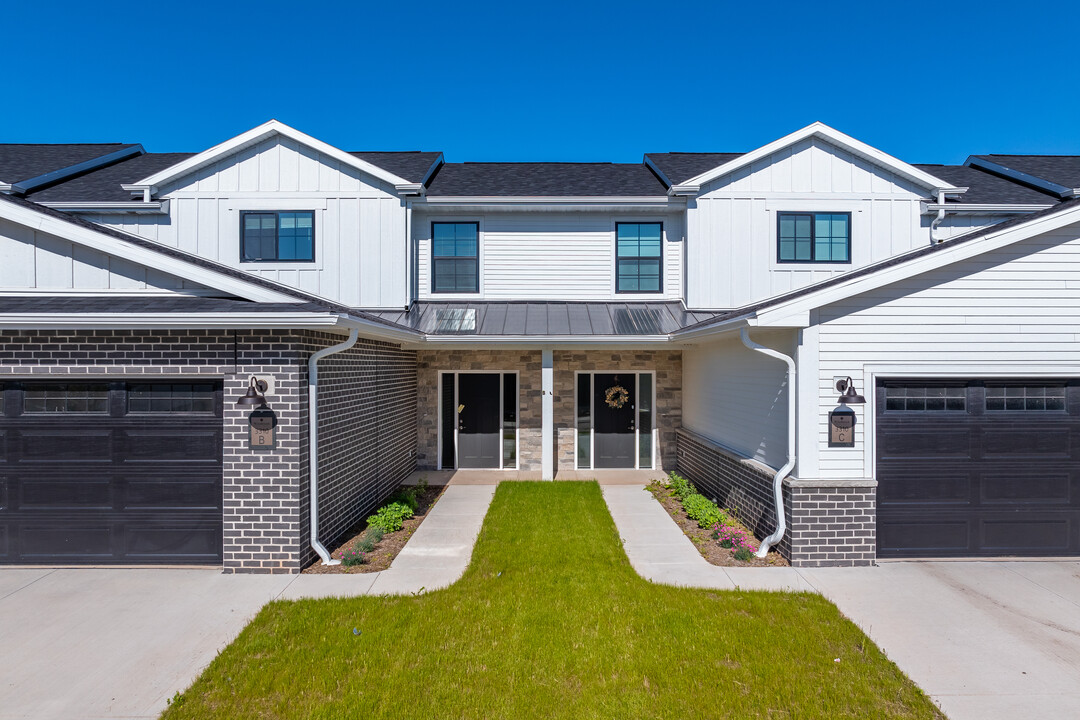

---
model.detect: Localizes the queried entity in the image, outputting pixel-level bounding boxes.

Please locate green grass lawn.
[163,482,942,719]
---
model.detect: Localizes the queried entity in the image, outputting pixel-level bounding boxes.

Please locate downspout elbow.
[930,191,947,244]
[739,327,796,558]
[308,327,360,566]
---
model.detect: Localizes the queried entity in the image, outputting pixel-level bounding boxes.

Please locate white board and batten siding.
[0,217,199,291]
[92,137,409,308]
[681,329,796,470]
[687,137,936,310]
[813,220,1080,480]
[413,211,684,301]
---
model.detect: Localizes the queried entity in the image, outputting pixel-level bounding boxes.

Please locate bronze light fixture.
[835,377,866,405]
[236,376,269,407]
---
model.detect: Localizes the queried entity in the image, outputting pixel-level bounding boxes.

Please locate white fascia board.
[336,314,424,344]
[416,334,674,347]
[130,120,412,196]
[0,312,341,330]
[681,122,961,195]
[40,200,168,214]
[754,204,1080,324]
[7,145,144,196]
[0,183,13,192]
[416,196,684,210]
[0,200,299,303]
[923,202,1055,214]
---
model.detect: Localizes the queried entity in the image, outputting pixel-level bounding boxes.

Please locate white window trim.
[610,218,671,301]
[425,217,484,299]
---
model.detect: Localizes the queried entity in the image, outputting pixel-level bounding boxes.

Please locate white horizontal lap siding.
[815,221,1080,479]
[688,138,927,309]
[0,217,195,291]
[415,212,683,301]
[682,329,795,469]
[107,136,414,308]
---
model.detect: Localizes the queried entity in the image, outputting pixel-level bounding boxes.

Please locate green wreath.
[604,384,629,409]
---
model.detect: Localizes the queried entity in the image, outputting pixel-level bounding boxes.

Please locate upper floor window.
[616,223,662,293]
[778,212,850,264]
[241,211,315,262]
[432,222,479,293]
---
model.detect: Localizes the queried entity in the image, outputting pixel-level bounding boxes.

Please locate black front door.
[457,373,501,468]
[593,374,636,468]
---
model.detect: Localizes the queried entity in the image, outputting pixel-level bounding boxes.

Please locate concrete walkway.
[0,483,496,719]
[603,483,1080,720]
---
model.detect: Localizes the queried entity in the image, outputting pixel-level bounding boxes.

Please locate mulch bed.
[646,483,789,567]
[303,483,447,574]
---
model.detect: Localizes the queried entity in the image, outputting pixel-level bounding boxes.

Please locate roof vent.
[433,308,477,333]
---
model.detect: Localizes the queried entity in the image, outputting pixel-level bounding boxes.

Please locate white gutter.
[0,312,342,330]
[739,327,795,558]
[40,200,169,214]
[923,202,1054,214]
[307,327,360,565]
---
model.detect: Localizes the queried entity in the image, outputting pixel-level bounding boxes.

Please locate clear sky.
[2,0,1075,165]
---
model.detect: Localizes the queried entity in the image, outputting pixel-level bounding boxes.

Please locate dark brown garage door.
[876,379,1080,558]
[0,381,224,564]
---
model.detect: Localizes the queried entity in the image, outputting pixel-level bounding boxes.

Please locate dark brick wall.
[787,486,876,567]
[676,428,790,559]
[295,332,417,568]
[0,329,418,574]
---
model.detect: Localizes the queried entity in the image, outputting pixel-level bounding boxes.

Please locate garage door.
[0,381,224,564]
[876,379,1080,558]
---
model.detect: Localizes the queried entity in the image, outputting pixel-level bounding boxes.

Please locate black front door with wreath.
[592,373,637,468]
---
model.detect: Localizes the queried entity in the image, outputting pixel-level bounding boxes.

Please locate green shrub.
[367,501,414,534]
[733,546,754,563]
[392,486,420,511]
[356,525,384,553]
[682,493,726,529]
[667,472,695,501]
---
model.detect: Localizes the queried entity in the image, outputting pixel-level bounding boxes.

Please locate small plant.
[355,525,384,553]
[667,472,695,501]
[713,523,759,555]
[733,547,754,562]
[341,546,366,567]
[367,501,415,533]
[682,493,727,529]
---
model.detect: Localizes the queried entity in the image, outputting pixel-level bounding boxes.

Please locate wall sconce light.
[835,376,866,405]
[236,376,269,407]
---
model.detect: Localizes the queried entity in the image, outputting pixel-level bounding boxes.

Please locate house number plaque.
[828,407,856,448]
[248,407,278,452]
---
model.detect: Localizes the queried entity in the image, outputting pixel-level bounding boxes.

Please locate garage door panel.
[877,379,1080,558]
[877,428,973,460]
[981,428,1071,458]
[877,468,972,505]
[0,381,223,565]
[980,470,1074,505]
[17,429,114,462]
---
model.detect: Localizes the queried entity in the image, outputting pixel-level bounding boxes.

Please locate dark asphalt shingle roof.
[24,153,195,202]
[0,144,139,184]
[425,163,668,197]
[350,152,442,184]
[369,301,720,336]
[644,153,745,186]
[971,155,1080,193]
[0,296,329,314]
[913,164,1060,205]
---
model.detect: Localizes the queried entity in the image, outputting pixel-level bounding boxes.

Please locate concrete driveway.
[800,561,1080,720]
[0,568,294,720]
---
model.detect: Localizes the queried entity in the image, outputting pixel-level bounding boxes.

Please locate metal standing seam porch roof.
[367,301,722,337]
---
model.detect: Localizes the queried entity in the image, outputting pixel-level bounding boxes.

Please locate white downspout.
[740,327,796,558]
[308,327,359,565]
[929,190,947,244]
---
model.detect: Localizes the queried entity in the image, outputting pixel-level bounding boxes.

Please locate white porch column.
[542,349,554,480]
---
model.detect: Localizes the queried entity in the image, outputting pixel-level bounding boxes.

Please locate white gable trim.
[128,120,418,197]
[753,204,1080,326]
[671,122,961,196]
[0,199,301,303]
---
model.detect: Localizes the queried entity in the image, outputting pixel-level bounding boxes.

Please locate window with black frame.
[616,222,662,293]
[778,212,850,263]
[432,222,479,293]
[240,211,315,262]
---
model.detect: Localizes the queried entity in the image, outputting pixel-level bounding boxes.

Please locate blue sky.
[3,1,1075,164]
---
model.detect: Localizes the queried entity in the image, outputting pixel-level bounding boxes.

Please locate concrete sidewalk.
[282,483,496,599]
[603,483,1080,720]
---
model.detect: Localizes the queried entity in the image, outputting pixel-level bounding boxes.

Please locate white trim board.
[128,120,417,197]
[671,122,961,196]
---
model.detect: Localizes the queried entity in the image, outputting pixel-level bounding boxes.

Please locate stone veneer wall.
[0,329,417,574]
[415,350,542,470]
[676,428,876,566]
[554,350,682,471]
